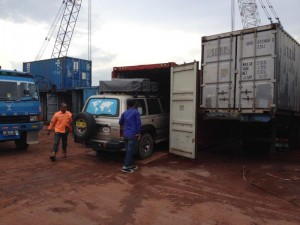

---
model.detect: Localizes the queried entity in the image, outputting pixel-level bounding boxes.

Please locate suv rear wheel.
[138,133,153,159]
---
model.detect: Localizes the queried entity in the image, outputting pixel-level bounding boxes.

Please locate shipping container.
[71,86,99,115]
[201,23,300,117]
[112,62,177,101]
[82,86,99,104]
[72,62,200,159]
[201,23,300,152]
[23,56,92,91]
[112,62,201,159]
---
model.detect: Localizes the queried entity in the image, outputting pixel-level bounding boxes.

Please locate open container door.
[169,62,198,159]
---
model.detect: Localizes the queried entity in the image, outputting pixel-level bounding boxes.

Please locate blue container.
[23,56,92,91]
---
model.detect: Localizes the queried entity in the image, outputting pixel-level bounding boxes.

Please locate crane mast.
[51,0,82,58]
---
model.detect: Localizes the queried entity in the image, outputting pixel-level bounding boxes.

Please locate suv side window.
[147,98,162,115]
[130,98,146,115]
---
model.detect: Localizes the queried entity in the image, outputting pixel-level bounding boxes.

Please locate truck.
[200,23,300,152]
[0,69,43,150]
[72,62,200,159]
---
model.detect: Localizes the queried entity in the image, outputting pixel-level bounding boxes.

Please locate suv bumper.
[86,139,125,151]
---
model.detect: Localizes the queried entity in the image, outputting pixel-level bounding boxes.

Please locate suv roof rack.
[99,79,159,95]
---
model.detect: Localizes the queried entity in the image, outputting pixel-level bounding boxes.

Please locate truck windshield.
[0,80,39,101]
[85,98,119,117]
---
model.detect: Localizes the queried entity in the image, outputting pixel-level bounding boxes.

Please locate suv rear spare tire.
[73,112,96,140]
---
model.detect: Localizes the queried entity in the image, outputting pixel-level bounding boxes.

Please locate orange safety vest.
[48,111,73,133]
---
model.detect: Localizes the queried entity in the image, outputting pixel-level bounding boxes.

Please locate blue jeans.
[53,132,68,153]
[123,137,138,168]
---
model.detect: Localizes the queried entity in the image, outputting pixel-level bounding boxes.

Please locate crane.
[233,0,280,30]
[36,0,85,60]
[35,2,65,60]
[258,0,281,26]
[237,0,261,29]
[51,0,82,58]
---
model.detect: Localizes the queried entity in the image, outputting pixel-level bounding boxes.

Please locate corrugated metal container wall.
[83,87,99,104]
[276,29,300,112]
[23,56,92,91]
[201,23,300,117]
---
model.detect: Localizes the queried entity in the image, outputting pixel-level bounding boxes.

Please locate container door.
[236,30,275,112]
[169,62,198,159]
[201,36,236,112]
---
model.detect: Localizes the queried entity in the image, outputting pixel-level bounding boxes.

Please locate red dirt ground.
[0,127,300,225]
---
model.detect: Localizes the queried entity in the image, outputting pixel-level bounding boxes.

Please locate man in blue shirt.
[119,99,141,173]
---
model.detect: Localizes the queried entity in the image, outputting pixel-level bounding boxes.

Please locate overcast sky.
[1,0,299,85]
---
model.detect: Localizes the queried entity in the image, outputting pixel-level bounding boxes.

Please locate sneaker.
[62,152,67,158]
[121,168,134,173]
[128,165,138,170]
[50,151,56,162]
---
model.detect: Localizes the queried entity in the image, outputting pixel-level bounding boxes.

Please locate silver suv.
[73,93,169,159]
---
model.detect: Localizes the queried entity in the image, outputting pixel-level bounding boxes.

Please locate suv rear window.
[85,98,119,117]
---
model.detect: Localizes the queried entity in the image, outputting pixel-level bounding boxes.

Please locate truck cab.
[0,69,43,150]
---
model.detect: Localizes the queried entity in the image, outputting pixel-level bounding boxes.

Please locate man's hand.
[47,130,50,135]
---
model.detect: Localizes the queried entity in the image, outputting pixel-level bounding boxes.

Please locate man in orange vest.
[47,102,73,161]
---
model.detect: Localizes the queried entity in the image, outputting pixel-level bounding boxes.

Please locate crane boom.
[51,0,82,58]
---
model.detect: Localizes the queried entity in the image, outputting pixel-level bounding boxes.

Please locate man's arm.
[48,112,58,133]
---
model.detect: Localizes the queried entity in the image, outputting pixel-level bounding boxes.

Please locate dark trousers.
[53,132,68,153]
[123,137,138,168]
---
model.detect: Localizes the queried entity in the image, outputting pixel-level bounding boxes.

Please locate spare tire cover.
[72,112,96,140]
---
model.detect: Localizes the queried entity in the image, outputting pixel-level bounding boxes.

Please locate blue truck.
[0,69,43,150]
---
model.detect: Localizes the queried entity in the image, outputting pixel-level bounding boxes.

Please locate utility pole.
[88,0,91,61]
[231,0,235,31]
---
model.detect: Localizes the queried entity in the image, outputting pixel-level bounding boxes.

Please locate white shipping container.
[201,23,300,118]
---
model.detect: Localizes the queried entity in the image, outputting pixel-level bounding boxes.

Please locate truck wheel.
[72,112,96,140]
[15,132,28,150]
[138,133,153,159]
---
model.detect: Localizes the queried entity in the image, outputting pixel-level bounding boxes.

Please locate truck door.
[169,62,198,159]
